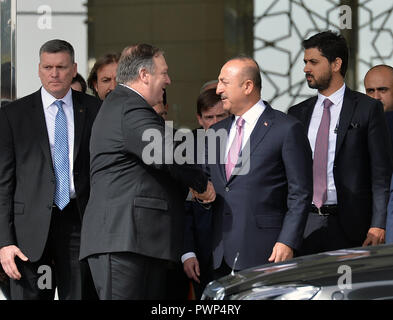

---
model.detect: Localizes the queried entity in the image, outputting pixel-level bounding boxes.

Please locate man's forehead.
[368,68,393,81]
[202,104,224,116]
[40,51,73,64]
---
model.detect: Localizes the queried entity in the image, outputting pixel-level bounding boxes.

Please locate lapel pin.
[264,122,268,126]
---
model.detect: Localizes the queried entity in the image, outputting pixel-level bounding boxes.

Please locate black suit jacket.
[79,85,208,263]
[0,89,101,262]
[288,87,393,243]
[384,111,393,149]
[206,102,313,270]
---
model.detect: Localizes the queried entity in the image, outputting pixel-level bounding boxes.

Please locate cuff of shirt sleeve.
[181,252,196,263]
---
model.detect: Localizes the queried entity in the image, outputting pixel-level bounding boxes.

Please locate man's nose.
[211,117,219,126]
[216,83,223,95]
[109,79,117,90]
[51,68,59,77]
[374,91,382,100]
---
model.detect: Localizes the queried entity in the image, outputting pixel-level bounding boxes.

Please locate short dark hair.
[39,39,75,63]
[197,88,222,116]
[72,73,87,93]
[87,52,120,97]
[302,30,349,77]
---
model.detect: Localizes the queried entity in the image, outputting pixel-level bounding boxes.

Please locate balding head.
[364,64,393,112]
[216,56,262,116]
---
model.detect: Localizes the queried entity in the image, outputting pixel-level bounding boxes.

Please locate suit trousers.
[192,257,213,300]
[87,251,170,300]
[299,212,362,256]
[10,200,96,300]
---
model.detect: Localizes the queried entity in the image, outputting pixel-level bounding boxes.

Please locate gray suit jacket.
[207,103,313,270]
[79,85,208,262]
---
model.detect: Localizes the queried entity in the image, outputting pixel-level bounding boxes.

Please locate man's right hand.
[0,245,28,280]
[183,257,200,283]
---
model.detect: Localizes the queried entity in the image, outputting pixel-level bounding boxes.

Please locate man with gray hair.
[0,39,101,299]
[79,43,215,300]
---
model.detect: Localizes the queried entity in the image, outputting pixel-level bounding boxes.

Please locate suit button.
[225,187,230,192]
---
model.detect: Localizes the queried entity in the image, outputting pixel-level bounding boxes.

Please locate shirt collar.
[317,83,346,107]
[120,83,145,100]
[41,87,73,110]
[235,99,266,126]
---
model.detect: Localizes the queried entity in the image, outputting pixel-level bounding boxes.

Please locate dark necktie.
[313,98,333,208]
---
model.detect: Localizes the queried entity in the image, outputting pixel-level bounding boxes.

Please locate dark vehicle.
[202,244,393,300]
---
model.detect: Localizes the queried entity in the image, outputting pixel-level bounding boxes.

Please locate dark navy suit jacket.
[206,102,313,270]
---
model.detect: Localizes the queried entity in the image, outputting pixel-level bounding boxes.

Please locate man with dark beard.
[288,31,393,255]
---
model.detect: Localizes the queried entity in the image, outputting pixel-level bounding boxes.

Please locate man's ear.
[243,79,254,95]
[332,58,342,74]
[197,114,203,127]
[73,63,78,78]
[140,68,149,84]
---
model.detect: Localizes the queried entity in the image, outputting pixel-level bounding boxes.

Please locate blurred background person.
[196,87,229,130]
[199,79,218,94]
[71,73,87,93]
[87,52,120,100]
[364,65,393,112]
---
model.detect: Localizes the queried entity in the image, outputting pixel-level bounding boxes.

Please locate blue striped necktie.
[53,100,70,210]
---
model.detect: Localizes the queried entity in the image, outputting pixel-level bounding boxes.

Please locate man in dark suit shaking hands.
[288,31,393,255]
[206,56,313,278]
[79,44,214,300]
[0,39,101,299]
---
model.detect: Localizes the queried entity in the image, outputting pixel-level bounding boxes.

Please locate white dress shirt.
[308,84,346,205]
[41,87,76,198]
[225,99,266,159]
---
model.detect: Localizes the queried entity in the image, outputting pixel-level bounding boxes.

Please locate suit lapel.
[246,102,275,157]
[72,90,86,162]
[227,102,275,183]
[335,87,356,157]
[304,96,317,129]
[217,115,234,184]
[30,89,53,170]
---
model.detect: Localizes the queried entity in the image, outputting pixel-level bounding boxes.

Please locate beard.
[306,69,332,91]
